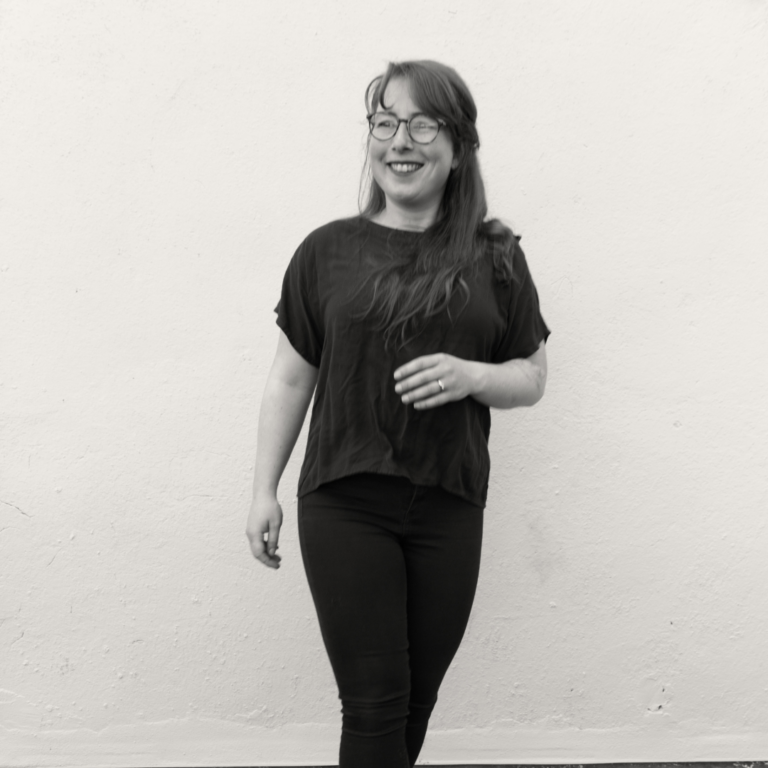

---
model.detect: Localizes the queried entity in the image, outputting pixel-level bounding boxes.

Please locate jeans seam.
[401,485,419,537]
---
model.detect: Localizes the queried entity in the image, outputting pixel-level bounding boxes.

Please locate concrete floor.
[245,763,768,768]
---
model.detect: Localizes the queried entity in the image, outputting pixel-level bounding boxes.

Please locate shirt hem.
[296,466,486,510]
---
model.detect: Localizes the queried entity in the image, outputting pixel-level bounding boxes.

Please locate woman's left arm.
[394,341,547,410]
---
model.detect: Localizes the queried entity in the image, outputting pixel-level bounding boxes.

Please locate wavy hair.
[357,60,518,348]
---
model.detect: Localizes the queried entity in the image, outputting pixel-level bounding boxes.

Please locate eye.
[411,117,439,133]
[372,115,396,129]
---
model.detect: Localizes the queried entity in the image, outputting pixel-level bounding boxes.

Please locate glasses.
[367,112,444,144]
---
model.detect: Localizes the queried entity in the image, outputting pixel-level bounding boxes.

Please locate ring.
[437,379,445,392]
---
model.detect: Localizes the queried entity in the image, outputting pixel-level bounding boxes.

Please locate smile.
[387,162,423,174]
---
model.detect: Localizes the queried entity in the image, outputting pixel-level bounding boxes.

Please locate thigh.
[404,488,484,702]
[298,476,411,701]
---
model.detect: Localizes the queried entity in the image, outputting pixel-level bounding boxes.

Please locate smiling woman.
[246,60,550,768]
[367,77,458,228]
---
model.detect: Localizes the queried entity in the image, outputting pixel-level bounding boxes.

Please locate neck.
[371,201,440,232]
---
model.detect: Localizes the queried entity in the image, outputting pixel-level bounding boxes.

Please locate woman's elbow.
[514,362,546,408]
[523,344,547,406]
[532,364,547,404]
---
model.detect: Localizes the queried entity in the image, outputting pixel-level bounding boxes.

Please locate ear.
[451,155,459,170]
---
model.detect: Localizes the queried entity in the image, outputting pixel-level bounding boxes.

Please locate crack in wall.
[0,499,30,517]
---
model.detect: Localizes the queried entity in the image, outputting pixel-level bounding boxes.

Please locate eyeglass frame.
[366,112,446,145]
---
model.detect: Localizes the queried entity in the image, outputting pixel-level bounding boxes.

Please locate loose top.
[275,216,549,507]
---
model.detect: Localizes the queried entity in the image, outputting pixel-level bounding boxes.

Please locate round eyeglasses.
[367,112,444,144]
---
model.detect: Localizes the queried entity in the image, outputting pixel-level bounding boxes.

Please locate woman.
[247,60,549,768]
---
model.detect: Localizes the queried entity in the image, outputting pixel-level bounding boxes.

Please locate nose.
[390,120,413,150]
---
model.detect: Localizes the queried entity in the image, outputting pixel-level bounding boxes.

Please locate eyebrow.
[374,109,430,118]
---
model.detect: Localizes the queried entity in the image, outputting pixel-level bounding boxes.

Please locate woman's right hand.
[246,496,283,569]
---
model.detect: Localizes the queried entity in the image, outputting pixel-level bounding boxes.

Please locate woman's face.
[369,78,457,220]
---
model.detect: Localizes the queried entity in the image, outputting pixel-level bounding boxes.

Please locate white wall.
[2,1,768,765]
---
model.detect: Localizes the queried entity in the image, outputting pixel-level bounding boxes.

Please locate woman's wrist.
[252,478,279,502]
[252,464,281,501]
[469,355,546,410]
[464,359,486,399]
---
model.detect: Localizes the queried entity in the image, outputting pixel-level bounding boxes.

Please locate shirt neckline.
[359,216,427,240]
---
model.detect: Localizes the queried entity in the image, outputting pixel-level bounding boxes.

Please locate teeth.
[389,163,422,172]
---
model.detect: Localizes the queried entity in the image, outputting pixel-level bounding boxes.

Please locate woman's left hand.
[394,353,477,410]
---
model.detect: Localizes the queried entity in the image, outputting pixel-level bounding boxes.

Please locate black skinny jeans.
[298,472,484,768]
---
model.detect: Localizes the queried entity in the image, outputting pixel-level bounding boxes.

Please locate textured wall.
[2,1,768,765]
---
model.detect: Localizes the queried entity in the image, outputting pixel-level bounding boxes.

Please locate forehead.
[379,77,422,114]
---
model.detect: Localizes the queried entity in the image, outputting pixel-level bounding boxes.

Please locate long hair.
[357,60,518,349]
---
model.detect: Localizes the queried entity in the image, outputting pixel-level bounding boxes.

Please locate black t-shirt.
[275,216,550,507]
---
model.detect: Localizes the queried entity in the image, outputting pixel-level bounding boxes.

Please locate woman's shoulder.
[299,216,367,248]
[478,218,527,284]
[286,217,365,271]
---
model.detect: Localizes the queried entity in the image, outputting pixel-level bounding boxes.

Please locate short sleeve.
[274,238,324,367]
[492,242,550,363]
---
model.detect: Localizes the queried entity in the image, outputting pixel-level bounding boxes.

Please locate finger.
[412,394,449,410]
[256,551,281,569]
[266,518,281,557]
[395,373,430,395]
[246,527,282,568]
[396,367,446,395]
[248,534,266,560]
[249,535,281,566]
[401,379,446,404]
[394,354,441,381]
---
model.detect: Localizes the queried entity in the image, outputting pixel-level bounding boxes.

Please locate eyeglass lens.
[369,114,440,143]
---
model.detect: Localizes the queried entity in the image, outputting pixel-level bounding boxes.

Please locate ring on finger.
[437,379,445,392]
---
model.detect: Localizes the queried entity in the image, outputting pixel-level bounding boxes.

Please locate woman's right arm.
[246,330,319,569]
